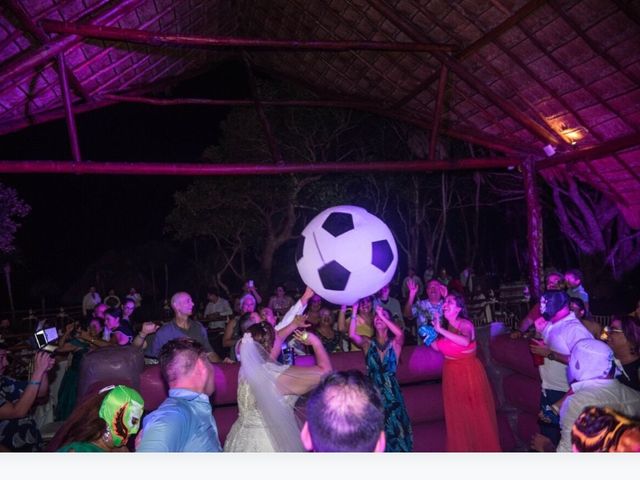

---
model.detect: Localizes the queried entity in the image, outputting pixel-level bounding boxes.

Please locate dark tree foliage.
[0,182,30,254]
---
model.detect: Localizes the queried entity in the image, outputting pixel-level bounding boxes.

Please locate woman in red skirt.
[429,291,501,452]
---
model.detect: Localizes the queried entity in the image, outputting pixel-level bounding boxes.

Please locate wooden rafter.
[0,65,217,136]
[255,67,539,155]
[40,19,457,53]
[0,158,522,175]
[389,0,547,110]
[549,0,640,87]
[366,0,561,146]
[537,133,640,169]
[513,11,640,183]
[56,53,82,163]
[101,94,388,110]
[284,0,415,101]
[0,0,147,89]
[4,0,90,101]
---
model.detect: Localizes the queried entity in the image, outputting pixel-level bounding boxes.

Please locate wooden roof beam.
[0,67,202,136]
[0,0,147,90]
[0,158,522,176]
[389,0,547,110]
[367,0,561,146]
[40,20,457,53]
[4,0,91,102]
[102,90,538,156]
[537,133,640,169]
[260,66,538,156]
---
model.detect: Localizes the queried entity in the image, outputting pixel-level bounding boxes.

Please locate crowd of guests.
[1,268,639,453]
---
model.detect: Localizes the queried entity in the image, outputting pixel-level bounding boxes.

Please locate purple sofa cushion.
[213,405,239,445]
[403,383,444,424]
[516,412,539,445]
[490,335,540,380]
[497,412,517,452]
[412,421,446,452]
[503,373,541,415]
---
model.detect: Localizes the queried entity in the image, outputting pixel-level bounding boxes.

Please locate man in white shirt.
[375,283,404,329]
[204,290,233,329]
[529,290,593,446]
[82,286,101,319]
[532,339,640,452]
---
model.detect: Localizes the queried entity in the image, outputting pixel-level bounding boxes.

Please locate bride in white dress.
[223,321,332,452]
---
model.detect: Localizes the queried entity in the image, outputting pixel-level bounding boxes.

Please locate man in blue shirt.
[136,338,222,452]
[404,278,447,329]
[564,269,590,313]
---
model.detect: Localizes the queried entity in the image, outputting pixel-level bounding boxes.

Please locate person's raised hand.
[293,314,311,329]
[33,351,55,378]
[408,279,419,296]
[294,330,319,346]
[534,316,549,335]
[301,286,315,304]
[141,322,159,336]
[529,338,550,357]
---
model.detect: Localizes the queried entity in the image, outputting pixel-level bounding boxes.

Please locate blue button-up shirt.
[411,299,444,327]
[137,388,222,452]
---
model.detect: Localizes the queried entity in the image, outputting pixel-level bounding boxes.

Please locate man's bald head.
[302,370,385,452]
[171,292,194,317]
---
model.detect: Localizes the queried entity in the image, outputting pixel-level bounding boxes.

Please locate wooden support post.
[522,156,543,299]
[57,54,82,162]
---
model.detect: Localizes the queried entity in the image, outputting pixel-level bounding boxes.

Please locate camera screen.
[35,331,47,349]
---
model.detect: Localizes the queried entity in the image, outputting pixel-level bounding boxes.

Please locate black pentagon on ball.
[321,212,354,237]
[295,235,305,263]
[318,260,351,291]
[371,239,394,272]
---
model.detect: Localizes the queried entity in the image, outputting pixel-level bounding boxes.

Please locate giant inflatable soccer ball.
[295,205,398,305]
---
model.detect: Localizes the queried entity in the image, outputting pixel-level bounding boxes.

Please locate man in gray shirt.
[141,292,222,363]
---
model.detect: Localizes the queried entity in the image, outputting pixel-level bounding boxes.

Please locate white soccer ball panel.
[296,205,398,305]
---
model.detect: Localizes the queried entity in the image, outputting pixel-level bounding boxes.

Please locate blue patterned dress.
[365,338,413,452]
[0,376,42,451]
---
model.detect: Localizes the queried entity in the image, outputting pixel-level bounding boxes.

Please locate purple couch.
[138,345,516,452]
[489,334,541,447]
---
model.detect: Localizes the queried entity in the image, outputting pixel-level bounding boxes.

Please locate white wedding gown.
[223,363,301,452]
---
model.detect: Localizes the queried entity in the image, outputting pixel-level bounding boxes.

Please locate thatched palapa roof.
[0,0,639,226]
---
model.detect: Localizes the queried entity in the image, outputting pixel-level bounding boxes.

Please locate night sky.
[0,61,249,307]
